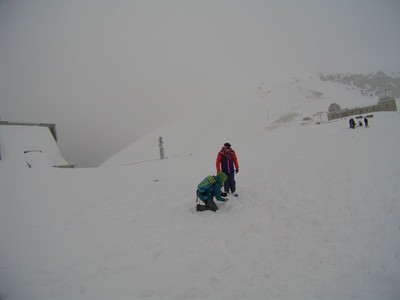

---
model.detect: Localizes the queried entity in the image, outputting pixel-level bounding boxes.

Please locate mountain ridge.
[319,71,400,98]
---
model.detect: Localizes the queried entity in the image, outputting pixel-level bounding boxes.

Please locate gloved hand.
[235,169,239,174]
[221,192,228,197]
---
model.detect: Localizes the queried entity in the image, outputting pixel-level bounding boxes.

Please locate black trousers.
[224,173,236,193]
[197,191,218,212]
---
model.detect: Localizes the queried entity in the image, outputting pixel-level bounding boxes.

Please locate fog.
[1,0,399,167]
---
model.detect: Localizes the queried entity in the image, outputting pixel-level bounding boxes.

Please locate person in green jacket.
[196,172,229,212]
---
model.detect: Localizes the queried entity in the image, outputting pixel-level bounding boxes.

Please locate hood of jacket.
[216,171,227,184]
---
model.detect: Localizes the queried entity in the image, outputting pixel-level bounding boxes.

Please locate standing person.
[349,118,355,129]
[196,172,229,212]
[364,117,369,127]
[216,142,239,196]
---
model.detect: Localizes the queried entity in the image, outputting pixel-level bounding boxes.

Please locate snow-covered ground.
[1,76,399,299]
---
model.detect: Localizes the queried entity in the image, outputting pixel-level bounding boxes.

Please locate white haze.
[0,0,399,166]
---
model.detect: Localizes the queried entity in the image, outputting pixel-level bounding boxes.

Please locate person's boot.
[197,204,210,211]
[197,204,217,212]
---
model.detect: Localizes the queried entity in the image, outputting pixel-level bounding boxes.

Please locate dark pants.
[197,190,218,212]
[223,173,236,194]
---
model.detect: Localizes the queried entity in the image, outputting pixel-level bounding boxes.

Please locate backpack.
[197,175,216,193]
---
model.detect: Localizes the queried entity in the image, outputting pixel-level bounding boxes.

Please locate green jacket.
[197,175,225,202]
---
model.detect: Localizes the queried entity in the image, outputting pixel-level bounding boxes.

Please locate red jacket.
[216,147,239,174]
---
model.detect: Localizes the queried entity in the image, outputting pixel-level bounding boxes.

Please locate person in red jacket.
[216,142,239,196]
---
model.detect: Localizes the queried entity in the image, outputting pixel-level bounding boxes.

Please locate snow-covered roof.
[0,123,73,168]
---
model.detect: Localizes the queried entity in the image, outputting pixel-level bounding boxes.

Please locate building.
[327,97,397,121]
[0,121,74,168]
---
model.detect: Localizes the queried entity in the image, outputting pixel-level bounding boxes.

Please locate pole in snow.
[159,137,165,159]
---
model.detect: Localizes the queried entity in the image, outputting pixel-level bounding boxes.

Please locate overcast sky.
[1,0,399,167]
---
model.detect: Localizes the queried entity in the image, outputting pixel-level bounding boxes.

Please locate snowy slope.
[0,76,399,300]
[101,75,377,167]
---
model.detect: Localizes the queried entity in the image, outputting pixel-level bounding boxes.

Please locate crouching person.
[196,172,229,212]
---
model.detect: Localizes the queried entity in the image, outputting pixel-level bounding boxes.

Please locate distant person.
[364,117,369,127]
[216,143,239,196]
[359,120,363,127]
[349,118,355,129]
[196,172,229,212]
